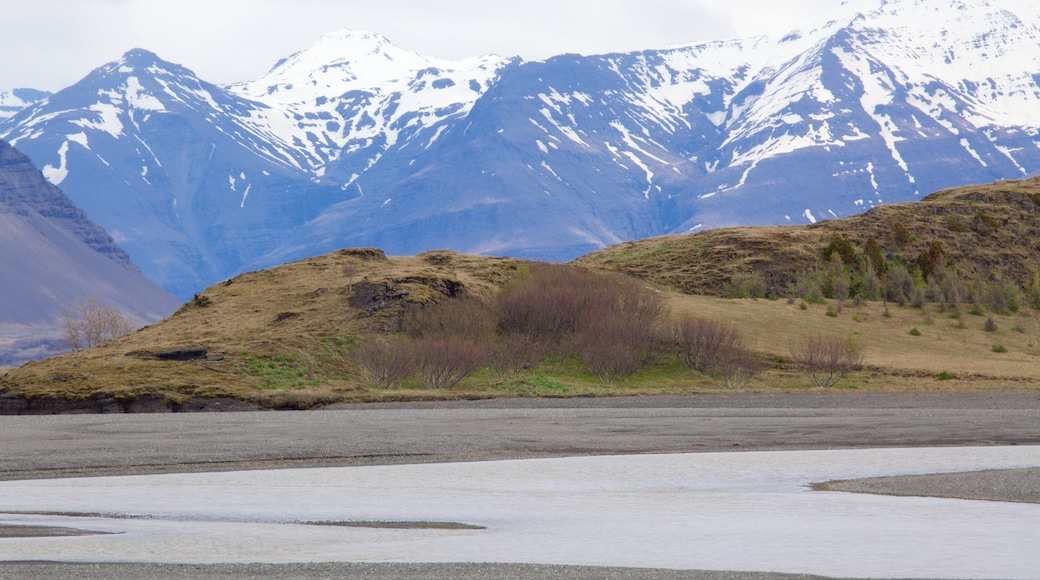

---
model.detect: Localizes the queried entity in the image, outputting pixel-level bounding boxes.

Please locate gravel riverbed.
[2,391,1038,579]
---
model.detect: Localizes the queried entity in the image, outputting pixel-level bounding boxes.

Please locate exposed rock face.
[0,139,134,268]
[0,139,181,365]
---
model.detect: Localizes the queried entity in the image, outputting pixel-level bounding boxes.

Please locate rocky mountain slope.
[0,140,181,365]
[2,0,1040,299]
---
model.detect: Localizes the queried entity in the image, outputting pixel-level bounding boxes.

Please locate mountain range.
[2,0,1040,300]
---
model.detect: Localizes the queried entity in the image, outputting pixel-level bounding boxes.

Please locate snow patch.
[42,141,70,185]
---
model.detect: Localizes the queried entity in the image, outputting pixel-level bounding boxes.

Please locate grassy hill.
[4,179,1040,412]
[576,177,1040,298]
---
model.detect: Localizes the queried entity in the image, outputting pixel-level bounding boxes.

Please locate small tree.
[60,296,133,351]
[791,334,864,387]
[343,260,360,292]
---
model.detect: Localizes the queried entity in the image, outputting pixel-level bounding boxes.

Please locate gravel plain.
[1,390,1039,579]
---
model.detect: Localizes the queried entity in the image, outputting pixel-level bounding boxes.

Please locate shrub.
[60,296,134,351]
[493,264,591,346]
[938,371,954,380]
[791,334,864,387]
[576,285,664,383]
[488,333,546,379]
[863,236,886,276]
[788,269,826,304]
[406,296,495,342]
[356,336,416,388]
[981,279,1020,315]
[885,264,913,306]
[908,327,922,336]
[946,215,968,233]
[991,344,1007,353]
[984,315,998,333]
[669,316,740,373]
[724,271,768,299]
[577,316,654,383]
[891,221,911,244]
[707,344,762,389]
[824,233,858,267]
[412,337,488,389]
[493,264,666,380]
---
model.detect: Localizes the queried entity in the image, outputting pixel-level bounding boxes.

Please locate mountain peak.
[233,27,511,106]
[121,47,161,62]
[256,28,427,87]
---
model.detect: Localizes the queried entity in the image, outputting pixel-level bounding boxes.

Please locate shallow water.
[1,446,1038,578]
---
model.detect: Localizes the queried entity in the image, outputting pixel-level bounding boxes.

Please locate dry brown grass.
[7,175,1040,410]
[576,176,1040,297]
[0,249,531,406]
[667,293,1040,390]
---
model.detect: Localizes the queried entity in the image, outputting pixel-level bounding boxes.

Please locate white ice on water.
[0,446,1038,578]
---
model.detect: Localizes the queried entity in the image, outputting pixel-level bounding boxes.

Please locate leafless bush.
[494,264,594,346]
[355,336,416,388]
[60,296,134,351]
[790,334,864,387]
[406,296,496,342]
[412,337,488,389]
[493,264,664,361]
[488,333,546,379]
[707,344,762,389]
[576,313,658,383]
[669,316,740,373]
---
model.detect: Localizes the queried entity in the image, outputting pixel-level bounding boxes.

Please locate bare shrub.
[406,296,496,342]
[670,316,740,373]
[790,334,864,387]
[885,265,913,306]
[494,264,593,346]
[982,279,1020,315]
[412,337,488,389]
[355,336,416,388]
[708,344,762,389]
[488,333,546,379]
[576,314,657,383]
[60,296,134,351]
[493,264,664,361]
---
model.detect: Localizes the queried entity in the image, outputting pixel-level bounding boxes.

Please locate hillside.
[577,176,1040,299]
[4,177,1040,412]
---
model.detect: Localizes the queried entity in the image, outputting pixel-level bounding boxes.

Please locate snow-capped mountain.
[229,30,515,182]
[0,88,49,119]
[3,0,1040,299]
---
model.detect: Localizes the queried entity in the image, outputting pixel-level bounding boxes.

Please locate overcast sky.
[1,0,856,92]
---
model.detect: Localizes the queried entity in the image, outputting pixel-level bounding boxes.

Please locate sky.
[1,0,853,92]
